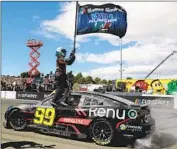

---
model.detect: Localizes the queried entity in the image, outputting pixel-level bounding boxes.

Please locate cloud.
[81,58,177,80]
[77,41,177,79]
[32,15,40,20]
[76,42,177,65]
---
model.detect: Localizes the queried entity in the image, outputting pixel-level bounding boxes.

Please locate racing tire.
[8,110,27,131]
[89,119,114,146]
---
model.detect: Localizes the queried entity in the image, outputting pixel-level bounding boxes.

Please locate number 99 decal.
[33,107,55,126]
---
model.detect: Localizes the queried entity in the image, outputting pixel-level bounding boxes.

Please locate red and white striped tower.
[26,39,43,78]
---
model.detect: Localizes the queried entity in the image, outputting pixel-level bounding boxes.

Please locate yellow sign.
[33,107,55,126]
[116,79,177,95]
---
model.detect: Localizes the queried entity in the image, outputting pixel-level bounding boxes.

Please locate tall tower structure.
[26,39,43,77]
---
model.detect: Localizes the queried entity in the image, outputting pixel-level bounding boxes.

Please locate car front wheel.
[89,119,114,146]
[8,110,27,131]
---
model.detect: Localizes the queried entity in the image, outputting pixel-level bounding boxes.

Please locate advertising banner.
[109,92,174,109]
[16,92,44,101]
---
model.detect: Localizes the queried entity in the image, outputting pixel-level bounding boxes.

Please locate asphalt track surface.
[1,99,177,149]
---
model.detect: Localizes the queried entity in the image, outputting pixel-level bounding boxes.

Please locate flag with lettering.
[77,3,127,38]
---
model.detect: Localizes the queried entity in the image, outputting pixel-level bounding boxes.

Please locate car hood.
[8,103,38,112]
[17,104,36,110]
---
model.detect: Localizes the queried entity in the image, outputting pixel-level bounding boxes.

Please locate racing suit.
[52,51,75,105]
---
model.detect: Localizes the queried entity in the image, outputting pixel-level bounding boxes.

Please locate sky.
[2,1,177,80]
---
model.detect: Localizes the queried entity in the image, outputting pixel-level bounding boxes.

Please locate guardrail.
[1,91,177,109]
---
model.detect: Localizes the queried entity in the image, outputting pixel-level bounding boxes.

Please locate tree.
[94,77,101,84]
[126,77,132,80]
[76,73,83,79]
[101,79,108,84]
[20,72,29,78]
[77,77,86,84]
[85,76,93,84]
[108,80,112,84]
[73,83,80,91]
[74,73,83,83]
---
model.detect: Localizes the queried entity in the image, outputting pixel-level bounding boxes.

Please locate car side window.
[83,96,103,106]
[91,98,101,106]
[84,97,92,106]
[104,100,121,107]
[67,95,81,106]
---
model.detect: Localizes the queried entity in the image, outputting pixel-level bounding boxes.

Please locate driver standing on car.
[52,47,75,106]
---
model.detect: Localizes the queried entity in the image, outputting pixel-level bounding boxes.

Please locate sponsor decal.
[18,93,37,98]
[120,124,127,130]
[135,99,170,105]
[92,137,111,145]
[46,127,71,137]
[16,92,44,100]
[56,131,71,137]
[89,108,138,120]
[123,134,134,137]
[58,118,92,126]
[128,109,137,119]
[116,119,130,129]
[119,124,143,132]
[80,87,88,91]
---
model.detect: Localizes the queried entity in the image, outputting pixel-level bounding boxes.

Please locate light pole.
[145,50,177,79]
[119,69,124,80]
[120,39,123,80]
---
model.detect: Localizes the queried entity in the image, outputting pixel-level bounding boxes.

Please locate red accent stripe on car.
[80,110,87,117]
[75,108,87,117]
[75,109,82,116]
[22,111,35,114]
[116,119,130,129]
[24,118,33,120]
[58,117,92,126]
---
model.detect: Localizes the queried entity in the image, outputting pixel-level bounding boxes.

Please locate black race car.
[4,91,155,146]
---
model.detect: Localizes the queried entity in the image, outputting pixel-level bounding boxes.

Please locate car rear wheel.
[9,111,27,131]
[89,119,114,146]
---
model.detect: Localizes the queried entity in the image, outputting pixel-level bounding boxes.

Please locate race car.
[3,91,155,146]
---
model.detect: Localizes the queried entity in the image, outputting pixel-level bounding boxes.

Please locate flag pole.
[120,38,123,80]
[73,1,79,53]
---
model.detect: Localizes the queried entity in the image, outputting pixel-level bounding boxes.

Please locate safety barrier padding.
[1,91,177,109]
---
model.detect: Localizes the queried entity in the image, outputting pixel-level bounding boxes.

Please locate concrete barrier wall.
[1,91,16,99]
[1,91,177,109]
[174,95,177,109]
